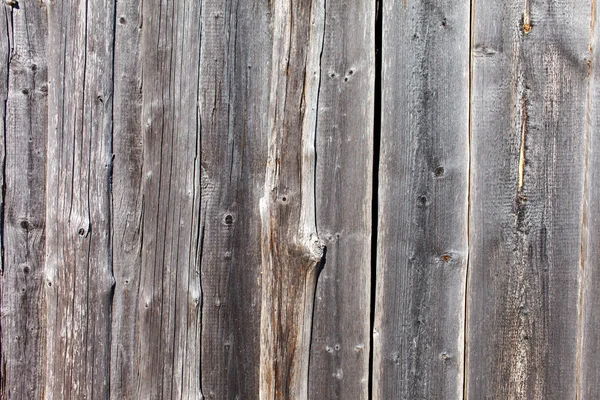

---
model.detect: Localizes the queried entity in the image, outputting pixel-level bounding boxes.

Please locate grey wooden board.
[198,0,271,397]
[308,0,374,398]
[44,0,115,397]
[109,0,143,396]
[372,0,470,398]
[133,0,203,397]
[580,3,600,398]
[466,0,591,398]
[0,2,47,398]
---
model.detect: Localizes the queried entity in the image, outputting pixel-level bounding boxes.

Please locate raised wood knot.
[302,234,325,262]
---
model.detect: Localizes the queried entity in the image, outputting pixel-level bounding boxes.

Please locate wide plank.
[466,0,591,398]
[373,0,471,398]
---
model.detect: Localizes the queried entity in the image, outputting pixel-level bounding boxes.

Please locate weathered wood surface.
[466,0,592,398]
[0,2,47,398]
[308,0,374,398]
[3,0,600,399]
[198,0,271,397]
[44,0,115,397]
[580,2,600,398]
[373,0,470,398]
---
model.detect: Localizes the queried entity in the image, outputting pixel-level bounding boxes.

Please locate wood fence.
[0,0,598,398]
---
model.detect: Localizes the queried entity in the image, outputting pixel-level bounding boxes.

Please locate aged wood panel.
[0,2,47,398]
[258,0,326,398]
[133,0,203,398]
[198,0,271,397]
[580,2,599,398]
[109,0,143,397]
[373,0,470,398]
[466,0,591,398]
[308,0,374,398]
[44,0,115,397]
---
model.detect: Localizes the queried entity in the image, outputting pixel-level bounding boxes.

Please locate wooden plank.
[466,0,591,398]
[109,0,143,397]
[197,0,271,397]
[44,0,115,397]
[133,0,203,397]
[257,0,326,398]
[580,2,600,398]
[1,2,47,397]
[308,0,374,398]
[373,0,471,398]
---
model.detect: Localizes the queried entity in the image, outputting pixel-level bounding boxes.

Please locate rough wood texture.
[308,0,374,398]
[580,2,599,398]
[109,0,143,396]
[44,0,115,397]
[197,0,271,397]
[258,0,325,398]
[0,2,47,398]
[133,0,203,397]
[373,0,470,398]
[466,0,591,398]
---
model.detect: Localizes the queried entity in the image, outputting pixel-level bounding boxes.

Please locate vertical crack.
[576,2,595,398]
[368,0,382,397]
[463,0,475,398]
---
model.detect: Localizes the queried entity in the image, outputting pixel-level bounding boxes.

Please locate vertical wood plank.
[109,0,143,397]
[134,0,203,397]
[0,2,47,398]
[198,0,271,397]
[373,0,471,398]
[467,0,591,398]
[44,0,115,397]
[580,1,599,398]
[308,0,374,398]
[257,0,326,398]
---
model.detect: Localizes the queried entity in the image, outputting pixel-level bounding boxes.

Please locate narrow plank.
[44,0,115,397]
[308,0,374,397]
[109,0,143,397]
[258,0,325,397]
[373,0,471,397]
[198,0,271,397]
[0,2,47,398]
[467,0,591,398]
[580,2,600,398]
[135,0,203,397]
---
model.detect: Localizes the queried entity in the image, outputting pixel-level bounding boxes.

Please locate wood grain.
[197,0,271,397]
[44,0,115,397]
[134,0,203,397]
[373,0,470,398]
[466,0,592,398]
[580,1,600,398]
[0,2,47,398]
[258,0,325,398]
[308,0,374,398]
[109,0,143,396]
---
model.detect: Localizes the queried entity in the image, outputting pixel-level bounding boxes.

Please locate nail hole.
[344,77,349,82]
[282,196,287,202]
[119,16,126,24]
[418,195,427,205]
[441,254,452,262]
[348,69,354,75]
[21,89,29,95]
[23,265,30,274]
[78,228,86,236]
[20,220,30,230]
[224,214,234,225]
[434,166,445,177]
